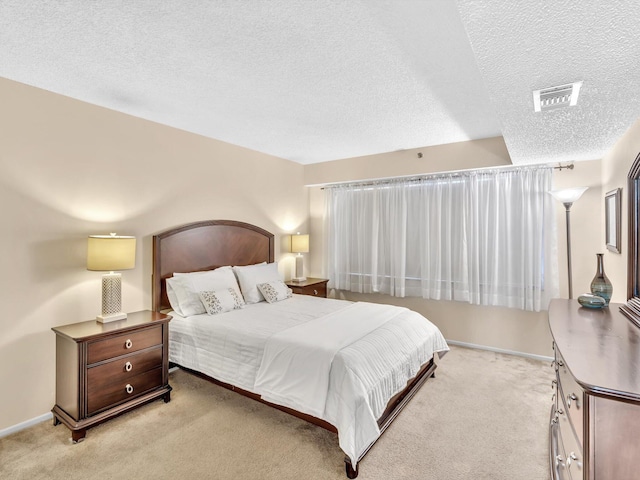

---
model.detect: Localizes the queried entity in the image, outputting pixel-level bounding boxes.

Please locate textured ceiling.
[457,0,640,165]
[1,1,639,165]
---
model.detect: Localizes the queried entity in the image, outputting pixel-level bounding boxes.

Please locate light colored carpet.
[0,345,552,480]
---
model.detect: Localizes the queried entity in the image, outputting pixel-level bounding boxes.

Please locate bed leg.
[431,371,436,378]
[345,459,358,479]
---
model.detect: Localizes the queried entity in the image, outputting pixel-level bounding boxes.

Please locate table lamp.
[87,233,136,322]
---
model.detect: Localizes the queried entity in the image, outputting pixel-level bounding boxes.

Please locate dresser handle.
[125,339,133,349]
[125,384,134,394]
[555,454,565,468]
[313,289,318,295]
[551,379,557,389]
[567,393,578,408]
[557,408,564,416]
[567,452,579,468]
[557,360,564,367]
[125,361,132,372]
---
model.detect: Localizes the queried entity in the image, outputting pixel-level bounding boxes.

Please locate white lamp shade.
[291,234,309,254]
[549,187,589,204]
[87,235,136,271]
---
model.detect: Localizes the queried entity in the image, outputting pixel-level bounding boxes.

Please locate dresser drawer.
[87,367,163,415]
[87,326,163,364]
[87,346,163,387]
[557,352,585,447]
[558,404,584,479]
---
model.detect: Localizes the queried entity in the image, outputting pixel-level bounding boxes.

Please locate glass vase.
[590,253,613,306]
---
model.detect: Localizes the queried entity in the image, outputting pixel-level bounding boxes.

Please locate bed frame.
[152,219,438,478]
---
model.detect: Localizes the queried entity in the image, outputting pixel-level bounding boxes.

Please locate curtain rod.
[316,163,573,190]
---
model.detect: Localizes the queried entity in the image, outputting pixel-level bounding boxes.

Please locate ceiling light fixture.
[533,81,583,112]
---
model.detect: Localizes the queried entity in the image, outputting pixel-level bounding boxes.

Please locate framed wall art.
[605,188,622,253]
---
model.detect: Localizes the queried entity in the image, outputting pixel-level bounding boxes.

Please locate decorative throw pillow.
[233,262,281,304]
[198,288,246,315]
[257,280,292,304]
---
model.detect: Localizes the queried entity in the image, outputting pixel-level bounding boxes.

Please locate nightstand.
[51,310,172,442]
[286,278,329,298]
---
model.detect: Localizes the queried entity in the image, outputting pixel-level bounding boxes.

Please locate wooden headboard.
[152,220,275,311]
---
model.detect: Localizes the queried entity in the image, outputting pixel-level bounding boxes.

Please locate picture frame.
[605,188,622,253]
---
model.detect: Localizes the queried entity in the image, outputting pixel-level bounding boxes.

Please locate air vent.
[533,81,582,112]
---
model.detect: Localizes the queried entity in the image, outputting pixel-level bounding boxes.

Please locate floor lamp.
[550,187,588,299]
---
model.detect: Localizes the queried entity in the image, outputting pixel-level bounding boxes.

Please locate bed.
[152,220,449,478]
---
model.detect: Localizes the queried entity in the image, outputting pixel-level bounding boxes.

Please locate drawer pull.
[557,360,564,367]
[555,454,565,468]
[313,289,318,295]
[125,384,134,394]
[125,339,133,349]
[567,393,578,408]
[567,452,580,469]
[124,361,133,372]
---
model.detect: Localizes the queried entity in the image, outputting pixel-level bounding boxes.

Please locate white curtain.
[325,167,558,312]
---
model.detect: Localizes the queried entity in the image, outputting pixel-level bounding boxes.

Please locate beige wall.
[3,72,636,433]
[0,78,308,431]
[601,118,640,303]
[307,144,604,359]
[304,137,512,186]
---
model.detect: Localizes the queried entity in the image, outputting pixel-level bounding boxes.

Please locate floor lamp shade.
[290,233,309,283]
[549,187,588,205]
[87,234,136,323]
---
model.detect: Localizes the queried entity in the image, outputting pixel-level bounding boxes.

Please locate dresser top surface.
[549,299,640,401]
[52,310,170,342]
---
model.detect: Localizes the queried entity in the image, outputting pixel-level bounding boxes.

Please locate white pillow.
[198,288,246,315]
[257,281,292,304]
[166,267,241,316]
[233,262,281,304]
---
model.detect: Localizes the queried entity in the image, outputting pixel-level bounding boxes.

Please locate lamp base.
[97,312,128,323]
[98,273,127,323]
[293,254,306,283]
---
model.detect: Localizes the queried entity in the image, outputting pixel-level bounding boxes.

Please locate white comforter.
[168,295,448,466]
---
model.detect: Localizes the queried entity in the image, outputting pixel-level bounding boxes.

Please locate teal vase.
[590,253,613,306]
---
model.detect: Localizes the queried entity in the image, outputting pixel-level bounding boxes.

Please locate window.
[325,167,558,312]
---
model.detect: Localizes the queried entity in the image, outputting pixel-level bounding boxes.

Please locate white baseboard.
[446,339,553,363]
[0,412,52,439]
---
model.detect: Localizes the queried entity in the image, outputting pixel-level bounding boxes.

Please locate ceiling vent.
[533,81,583,112]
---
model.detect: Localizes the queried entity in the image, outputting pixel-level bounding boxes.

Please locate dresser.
[286,277,329,298]
[51,310,172,442]
[549,299,640,480]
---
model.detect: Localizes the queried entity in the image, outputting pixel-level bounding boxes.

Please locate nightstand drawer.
[311,284,326,297]
[87,346,163,387]
[87,326,162,364]
[87,367,163,415]
[292,284,326,297]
